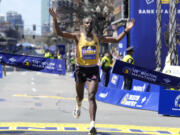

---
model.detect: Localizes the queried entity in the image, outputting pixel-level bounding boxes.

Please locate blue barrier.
[0,52,66,75]
[98,62,180,116]
[97,77,160,111]
[158,89,180,116]
[0,64,3,78]
[108,73,121,88]
[96,0,180,115]
[129,0,180,70]
[113,60,180,89]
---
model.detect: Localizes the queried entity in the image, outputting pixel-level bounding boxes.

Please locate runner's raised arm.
[49,8,77,40]
[100,19,135,43]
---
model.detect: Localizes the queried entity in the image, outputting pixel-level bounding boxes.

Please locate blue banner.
[96,83,160,111]
[158,89,180,116]
[108,73,121,88]
[113,60,180,88]
[97,0,180,114]
[57,44,65,57]
[131,80,150,92]
[117,27,127,57]
[130,0,180,69]
[98,64,163,111]
[0,53,66,75]
[0,64,3,78]
[104,71,155,92]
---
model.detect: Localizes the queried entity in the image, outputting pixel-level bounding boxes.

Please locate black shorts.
[74,65,100,83]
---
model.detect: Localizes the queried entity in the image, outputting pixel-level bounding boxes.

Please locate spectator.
[101,52,112,87]
[122,46,134,90]
[70,56,76,72]
[119,53,124,61]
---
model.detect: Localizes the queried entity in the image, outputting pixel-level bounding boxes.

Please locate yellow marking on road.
[13,94,88,101]
[0,122,179,135]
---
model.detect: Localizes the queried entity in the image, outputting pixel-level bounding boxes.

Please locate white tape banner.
[162,66,180,77]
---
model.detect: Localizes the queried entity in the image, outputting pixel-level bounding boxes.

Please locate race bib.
[82,46,96,60]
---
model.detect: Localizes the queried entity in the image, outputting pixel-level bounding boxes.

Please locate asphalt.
[0,131,150,135]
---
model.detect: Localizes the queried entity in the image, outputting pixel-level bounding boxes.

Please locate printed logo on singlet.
[82,46,96,60]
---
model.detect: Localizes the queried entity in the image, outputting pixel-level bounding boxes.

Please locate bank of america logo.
[146,0,154,4]
[9,57,16,63]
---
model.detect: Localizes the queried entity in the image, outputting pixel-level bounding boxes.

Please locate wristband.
[124,30,128,34]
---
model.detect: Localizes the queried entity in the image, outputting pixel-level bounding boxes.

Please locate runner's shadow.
[162,114,180,118]
[0,131,25,134]
[97,132,113,135]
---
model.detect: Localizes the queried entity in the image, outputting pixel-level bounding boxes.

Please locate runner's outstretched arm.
[49,8,77,40]
[100,19,135,43]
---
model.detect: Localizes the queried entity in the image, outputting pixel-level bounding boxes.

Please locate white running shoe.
[73,106,81,119]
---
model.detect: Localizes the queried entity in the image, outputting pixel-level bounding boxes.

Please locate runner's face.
[83,18,93,33]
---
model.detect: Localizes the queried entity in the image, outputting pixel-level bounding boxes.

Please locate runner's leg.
[75,82,85,105]
[87,80,98,134]
[73,82,85,118]
[86,80,98,121]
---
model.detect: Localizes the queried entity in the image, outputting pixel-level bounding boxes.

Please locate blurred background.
[0,0,179,72]
[0,0,128,71]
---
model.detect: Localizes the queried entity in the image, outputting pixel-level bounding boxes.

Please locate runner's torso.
[76,33,100,67]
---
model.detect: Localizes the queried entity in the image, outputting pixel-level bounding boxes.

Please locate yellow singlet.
[76,33,100,66]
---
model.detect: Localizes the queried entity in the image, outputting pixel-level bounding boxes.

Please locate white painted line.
[36,72,41,75]
[6,72,11,76]
[21,72,27,75]
[32,88,36,92]
[31,82,35,85]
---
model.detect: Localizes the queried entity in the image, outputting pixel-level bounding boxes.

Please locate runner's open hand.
[125,19,135,32]
[49,8,57,20]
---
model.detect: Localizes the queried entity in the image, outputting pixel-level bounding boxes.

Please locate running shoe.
[73,106,81,119]
[88,127,97,135]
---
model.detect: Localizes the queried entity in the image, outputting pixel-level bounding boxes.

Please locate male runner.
[49,8,135,135]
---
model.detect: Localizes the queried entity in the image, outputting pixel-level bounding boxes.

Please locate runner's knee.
[88,92,96,101]
[76,95,84,101]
